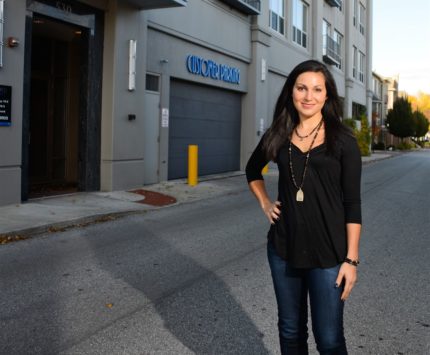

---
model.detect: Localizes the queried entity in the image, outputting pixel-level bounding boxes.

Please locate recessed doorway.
[28,15,83,198]
[22,0,104,201]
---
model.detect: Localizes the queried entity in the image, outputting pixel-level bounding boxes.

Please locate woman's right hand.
[262,200,282,224]
[248,180,281,224]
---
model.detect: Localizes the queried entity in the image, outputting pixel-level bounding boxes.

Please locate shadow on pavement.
[82,220,271,354]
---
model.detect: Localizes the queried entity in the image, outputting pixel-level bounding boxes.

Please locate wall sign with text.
[186,55,240,85]
[0,85,11,126]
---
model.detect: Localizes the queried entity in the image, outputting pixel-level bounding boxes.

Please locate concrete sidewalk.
[0,151,397,241]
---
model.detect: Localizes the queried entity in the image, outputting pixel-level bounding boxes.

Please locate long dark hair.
[263,60,351,160]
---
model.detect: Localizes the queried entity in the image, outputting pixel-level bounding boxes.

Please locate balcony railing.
[323,35,341,66]
[220,0,261,15]
[325,0,342,8]
[121,0,187,10]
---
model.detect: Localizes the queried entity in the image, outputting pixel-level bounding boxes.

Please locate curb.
[0,154,396,244]
[0,175,247,243]
[0,210,146,244]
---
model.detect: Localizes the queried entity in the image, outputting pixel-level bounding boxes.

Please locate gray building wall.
[110,0,373,189]
[0,0,26,205]
[0,0,373,206]
[100,1,148,191]
[102,0,252,190]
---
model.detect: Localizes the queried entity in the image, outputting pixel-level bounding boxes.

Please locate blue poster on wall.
[0,85,11,126]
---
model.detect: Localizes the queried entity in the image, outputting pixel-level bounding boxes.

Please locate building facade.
[0,0,372,206]
[372,72,399,147]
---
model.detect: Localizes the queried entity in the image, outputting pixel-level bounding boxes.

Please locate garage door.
[168,80,241,179]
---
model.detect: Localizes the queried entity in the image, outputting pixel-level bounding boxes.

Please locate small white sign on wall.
[161,108,169,128]
[128,40,137,91]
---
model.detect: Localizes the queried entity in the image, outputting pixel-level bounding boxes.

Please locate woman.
[245,60,362,355]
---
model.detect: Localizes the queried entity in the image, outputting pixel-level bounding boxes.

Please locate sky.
[372,0,430,95]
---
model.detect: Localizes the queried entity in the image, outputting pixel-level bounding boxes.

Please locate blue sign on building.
[0,85,11,127]
[186,55,240,85]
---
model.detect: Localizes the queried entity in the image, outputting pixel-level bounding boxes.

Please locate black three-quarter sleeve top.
[246,132,362,269]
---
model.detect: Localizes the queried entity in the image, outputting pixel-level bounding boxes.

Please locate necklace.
[294,118,323,141]
[289,119,323,202]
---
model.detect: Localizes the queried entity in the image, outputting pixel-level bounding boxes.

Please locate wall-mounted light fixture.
[128,39,137,91]
[7,37,19,48]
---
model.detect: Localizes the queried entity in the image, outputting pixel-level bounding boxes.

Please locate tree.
[409,92,430,122]
[413,110,430,138]
[386,97,415,141]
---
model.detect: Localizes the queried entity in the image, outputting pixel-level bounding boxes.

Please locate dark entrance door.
[28,17,82,197]
[22,1,104,200]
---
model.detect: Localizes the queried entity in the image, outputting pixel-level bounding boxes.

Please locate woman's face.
[292,71,328,120]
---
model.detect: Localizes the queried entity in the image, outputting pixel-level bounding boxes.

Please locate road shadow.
[83,214,271,354]
[0,241,63,355]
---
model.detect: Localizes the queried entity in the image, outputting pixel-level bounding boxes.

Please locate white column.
[312,0,323,60]
[366,0,373,126]
[343,0,353,118]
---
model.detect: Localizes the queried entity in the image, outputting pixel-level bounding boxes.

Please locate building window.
[372,77,380,97]
[146,73,160,92]
[359,2,365,35]
[322,20,342,67]
[352,102,366,119]
[352,46,357,79]
[333,30,343,69]
[322,20,331,54]
[292,0,308,48]
[269,0,285,35]
[353,0,357,27]
[359,51,365,83]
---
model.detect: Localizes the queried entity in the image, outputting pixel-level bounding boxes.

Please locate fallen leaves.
[0,234,28,245]
[0,214,122,246]
[48,226,66,233]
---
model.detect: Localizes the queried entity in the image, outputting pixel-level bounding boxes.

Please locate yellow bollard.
[262,164,269,174]
[188,145,198,186]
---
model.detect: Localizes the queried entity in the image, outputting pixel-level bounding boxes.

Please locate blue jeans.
[267,241,347,355]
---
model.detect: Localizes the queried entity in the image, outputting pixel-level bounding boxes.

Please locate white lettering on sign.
[56,1,72,13]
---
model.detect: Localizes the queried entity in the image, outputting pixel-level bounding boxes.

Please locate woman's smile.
[301,102,315,109]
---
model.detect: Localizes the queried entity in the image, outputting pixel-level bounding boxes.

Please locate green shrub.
[343,115,371,156]
[396,141,414,150]
[343,118,356,130]
[412,139,425,148]
[343,117,370,155]
[356,115,371,156]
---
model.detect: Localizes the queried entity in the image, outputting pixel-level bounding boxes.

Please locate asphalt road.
[1,150,429,355]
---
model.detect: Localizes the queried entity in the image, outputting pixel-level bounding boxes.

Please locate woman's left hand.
[335,263,357,301]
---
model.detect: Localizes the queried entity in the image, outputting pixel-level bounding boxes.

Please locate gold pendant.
[296,188,304,202]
